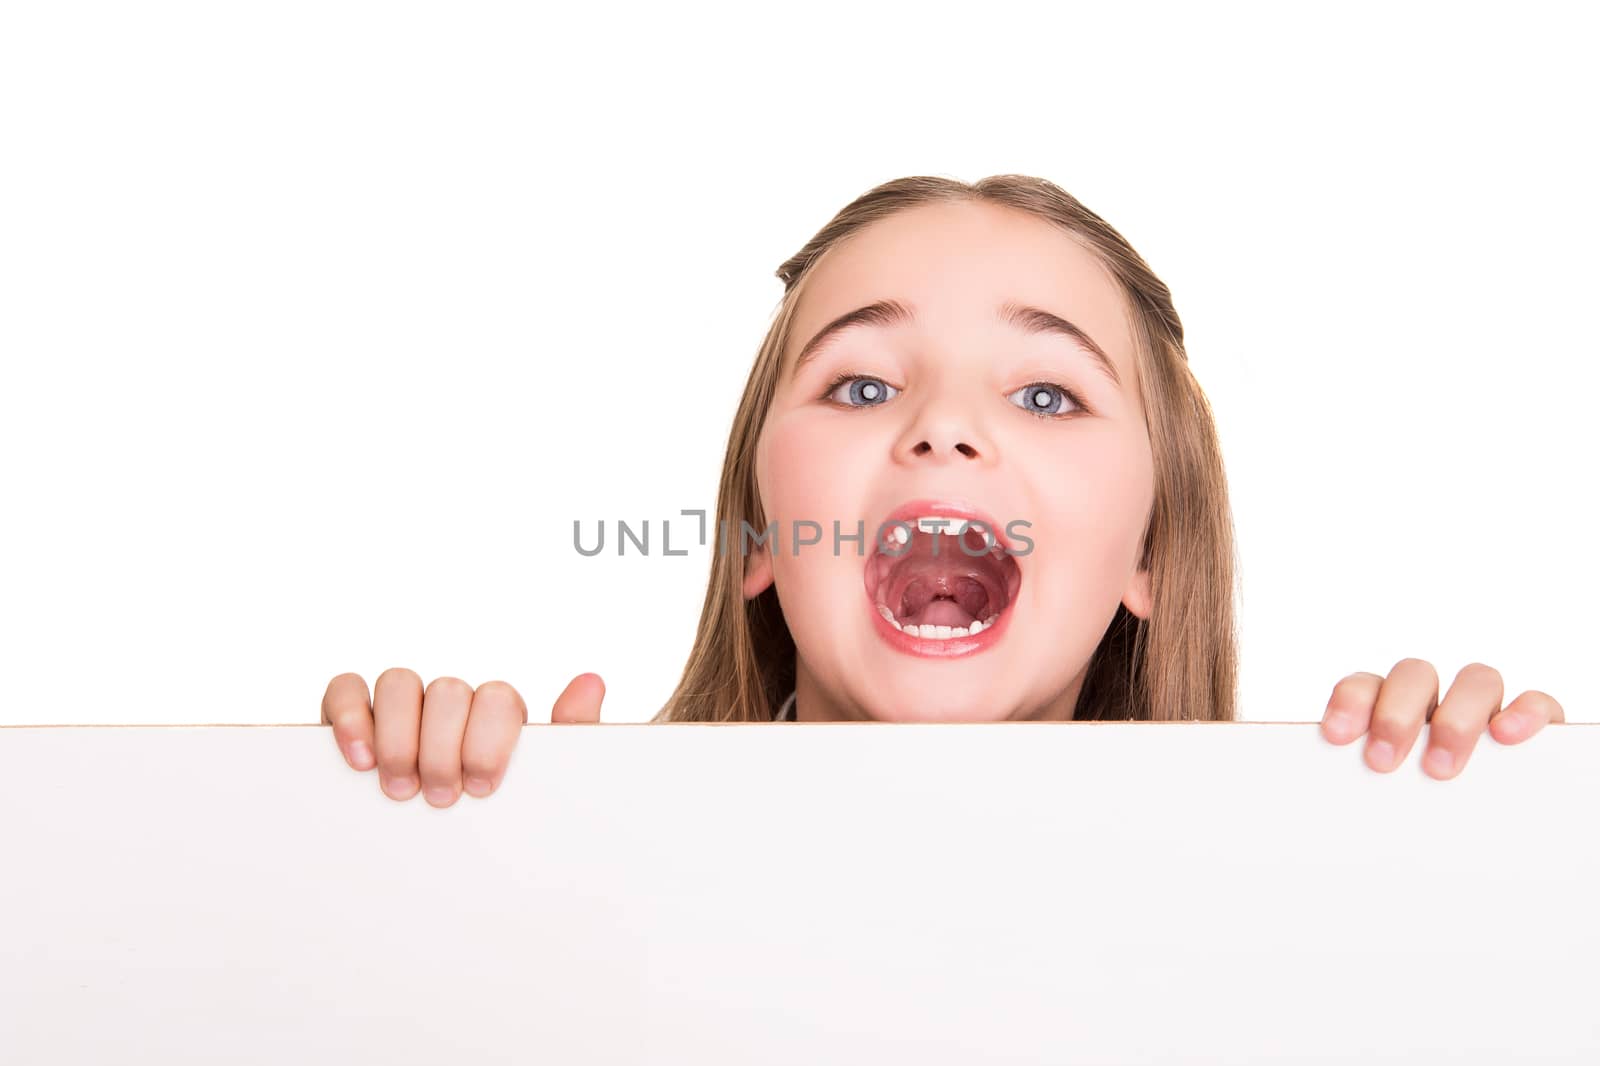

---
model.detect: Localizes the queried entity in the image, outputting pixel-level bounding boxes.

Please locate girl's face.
[745,199,1154,722]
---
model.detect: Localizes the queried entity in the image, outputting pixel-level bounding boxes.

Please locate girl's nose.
[902,416,985,464]
[895,400,992,464]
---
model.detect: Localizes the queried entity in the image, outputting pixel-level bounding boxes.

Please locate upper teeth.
[887,515,1001,553]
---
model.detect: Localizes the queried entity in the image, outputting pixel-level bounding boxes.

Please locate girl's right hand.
[320,668,606,806]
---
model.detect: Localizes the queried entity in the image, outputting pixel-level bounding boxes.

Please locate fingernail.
[348,740,374,769]
[1367,739,1395,770]
[1424,746,1455,776]
[425,786,456,806]
[385,775,417,798]
[464,776,493,796]
[1324,710,1351,738]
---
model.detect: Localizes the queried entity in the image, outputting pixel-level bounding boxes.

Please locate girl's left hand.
[1321,658,1565,779]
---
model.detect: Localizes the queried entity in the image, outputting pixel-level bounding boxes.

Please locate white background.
[1,0,1594,725]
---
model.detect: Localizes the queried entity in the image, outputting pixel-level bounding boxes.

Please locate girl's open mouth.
[861,514,1023,652]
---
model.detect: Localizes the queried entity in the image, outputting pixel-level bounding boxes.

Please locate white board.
[3,721,1597,1064]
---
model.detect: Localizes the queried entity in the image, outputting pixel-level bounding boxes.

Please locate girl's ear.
[742,537,774,599]
[1121,562,1153,620]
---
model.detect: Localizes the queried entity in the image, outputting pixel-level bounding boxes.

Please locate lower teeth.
[876,604,1001,639]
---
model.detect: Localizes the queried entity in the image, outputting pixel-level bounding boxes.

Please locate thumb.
[552,672,605,723]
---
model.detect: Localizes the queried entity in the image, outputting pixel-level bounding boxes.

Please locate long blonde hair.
[650,174,1239,724]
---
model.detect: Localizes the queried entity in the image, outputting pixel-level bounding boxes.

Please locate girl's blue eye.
[1007,382,1084,418]
[823,374,900,408]
[820,373,1090,419]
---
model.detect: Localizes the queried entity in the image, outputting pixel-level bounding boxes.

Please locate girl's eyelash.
[818,372,1093,418]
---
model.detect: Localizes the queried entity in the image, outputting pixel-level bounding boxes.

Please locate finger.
[372,667,424,801]
[417,676,474,808]
[1421,662,1503,780]
[321,673,377,770]
[1489,689,1566,745]
[1321,672,1383,745]
[1365,657,1439,772]
[460,680,528,797]
[552,673,605,724]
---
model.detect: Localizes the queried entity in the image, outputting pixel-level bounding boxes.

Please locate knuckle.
[475,679,518,703]
[1328,677,1372,711]
[376,752,416,779]
[320,675,365,725]
[460,746,504,781]
[417,745,461,786]
[1426,721,1474,751]
[461,765,498,788]
[419,768,457,793]
[1330,673,1381,705]
[426,675,474,700]
[376,665,422,688]
[1458,661,1501,684]
[1524,690,1564,723]
[331,713,370,738]
[474,680,528,720]
[1393,657,1437,680]
[1367,713,1411,745]
[417,761,459,789]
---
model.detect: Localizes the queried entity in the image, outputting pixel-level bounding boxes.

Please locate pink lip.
[861,496,1023,660]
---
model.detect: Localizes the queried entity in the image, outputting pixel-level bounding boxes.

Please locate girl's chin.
[866,703,1018,724]
[853,679,1023,723]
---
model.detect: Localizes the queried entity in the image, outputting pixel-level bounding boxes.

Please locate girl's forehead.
[786,202,1135,380]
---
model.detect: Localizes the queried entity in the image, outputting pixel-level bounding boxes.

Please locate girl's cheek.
[1022,440,1152,593]
[762,416,877,524]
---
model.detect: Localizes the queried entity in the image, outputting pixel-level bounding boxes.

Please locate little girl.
[320,174,1565,806]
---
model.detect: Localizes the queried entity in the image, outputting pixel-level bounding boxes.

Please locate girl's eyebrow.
[789,298,1123,390]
